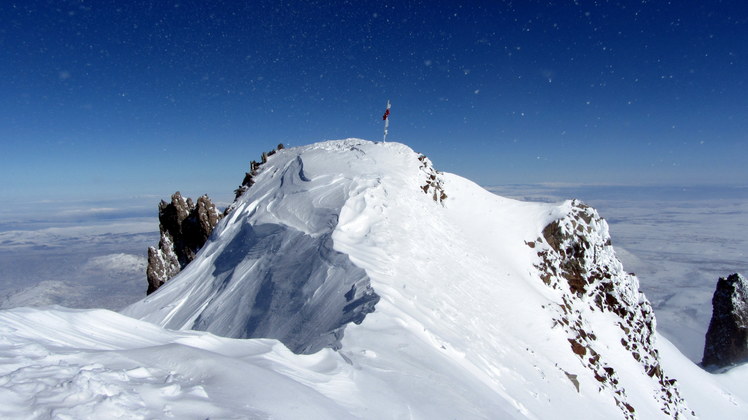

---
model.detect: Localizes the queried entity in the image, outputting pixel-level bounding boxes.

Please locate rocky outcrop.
[417,154,447,203]
[146,192,222,294]
[146,144,285,294]
[531,200,690,419]
[226,143,285,214]
[702,273,748,369]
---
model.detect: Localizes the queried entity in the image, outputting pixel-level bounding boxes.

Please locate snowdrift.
[3,139,748,419]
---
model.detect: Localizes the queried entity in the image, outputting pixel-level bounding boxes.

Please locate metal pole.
[383,100,391,142]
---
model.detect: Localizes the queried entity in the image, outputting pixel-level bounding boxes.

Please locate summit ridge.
[2,139,747,418]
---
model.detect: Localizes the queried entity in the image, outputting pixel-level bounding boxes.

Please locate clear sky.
[1,0,746,202]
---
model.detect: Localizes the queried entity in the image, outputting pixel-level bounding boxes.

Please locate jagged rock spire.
[146,192,222,294]
[702,273,748,369]
[146,144,286,294]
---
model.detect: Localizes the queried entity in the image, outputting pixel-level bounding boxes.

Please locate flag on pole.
[382,100,391,142]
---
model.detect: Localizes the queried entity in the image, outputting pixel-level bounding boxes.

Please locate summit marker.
[382,100,391,142]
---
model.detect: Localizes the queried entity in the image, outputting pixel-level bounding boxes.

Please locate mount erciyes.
[1,140,746,419]
[125,139,725,418]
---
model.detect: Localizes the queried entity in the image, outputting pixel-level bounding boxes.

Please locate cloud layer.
[2,186,746,362]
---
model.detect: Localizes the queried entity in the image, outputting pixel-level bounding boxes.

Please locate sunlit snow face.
[487,183,748,363]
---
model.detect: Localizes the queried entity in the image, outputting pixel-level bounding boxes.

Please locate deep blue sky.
[1,0,746,202]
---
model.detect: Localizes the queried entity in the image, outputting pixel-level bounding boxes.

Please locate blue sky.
[1,0,746,202]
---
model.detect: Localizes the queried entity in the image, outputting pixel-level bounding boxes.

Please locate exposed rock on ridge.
[228,143,285,213]
[146,192,222,294]
[532,200,690,419]
[417,154,447,203]
[146,144,285,294]
[702,273,748,369]
[123,140,711,417]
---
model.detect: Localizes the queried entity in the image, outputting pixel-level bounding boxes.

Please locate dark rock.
[230,145,283,204]
[234,185,249,200]
[569,338,587,356]
[417,154,447,203]
[241,172,254,187]
[702,273,748,369]
[146,192,223,294]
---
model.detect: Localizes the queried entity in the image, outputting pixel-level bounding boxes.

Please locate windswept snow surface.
[0,307,353,419]
[3,139,748,418]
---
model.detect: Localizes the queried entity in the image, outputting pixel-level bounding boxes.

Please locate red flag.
[382,100,391,142]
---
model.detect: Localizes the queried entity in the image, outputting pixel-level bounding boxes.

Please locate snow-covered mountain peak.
[5,139,747,418]
[228,139,435,236]
[125,139,446,354]
[122,138,697,418]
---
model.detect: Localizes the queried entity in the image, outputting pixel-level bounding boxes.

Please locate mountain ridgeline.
[131,139,711,418]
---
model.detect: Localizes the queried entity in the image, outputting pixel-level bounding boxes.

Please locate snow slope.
[0,307,354,419]
[2,306,746,419]
[3,139,747,419]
